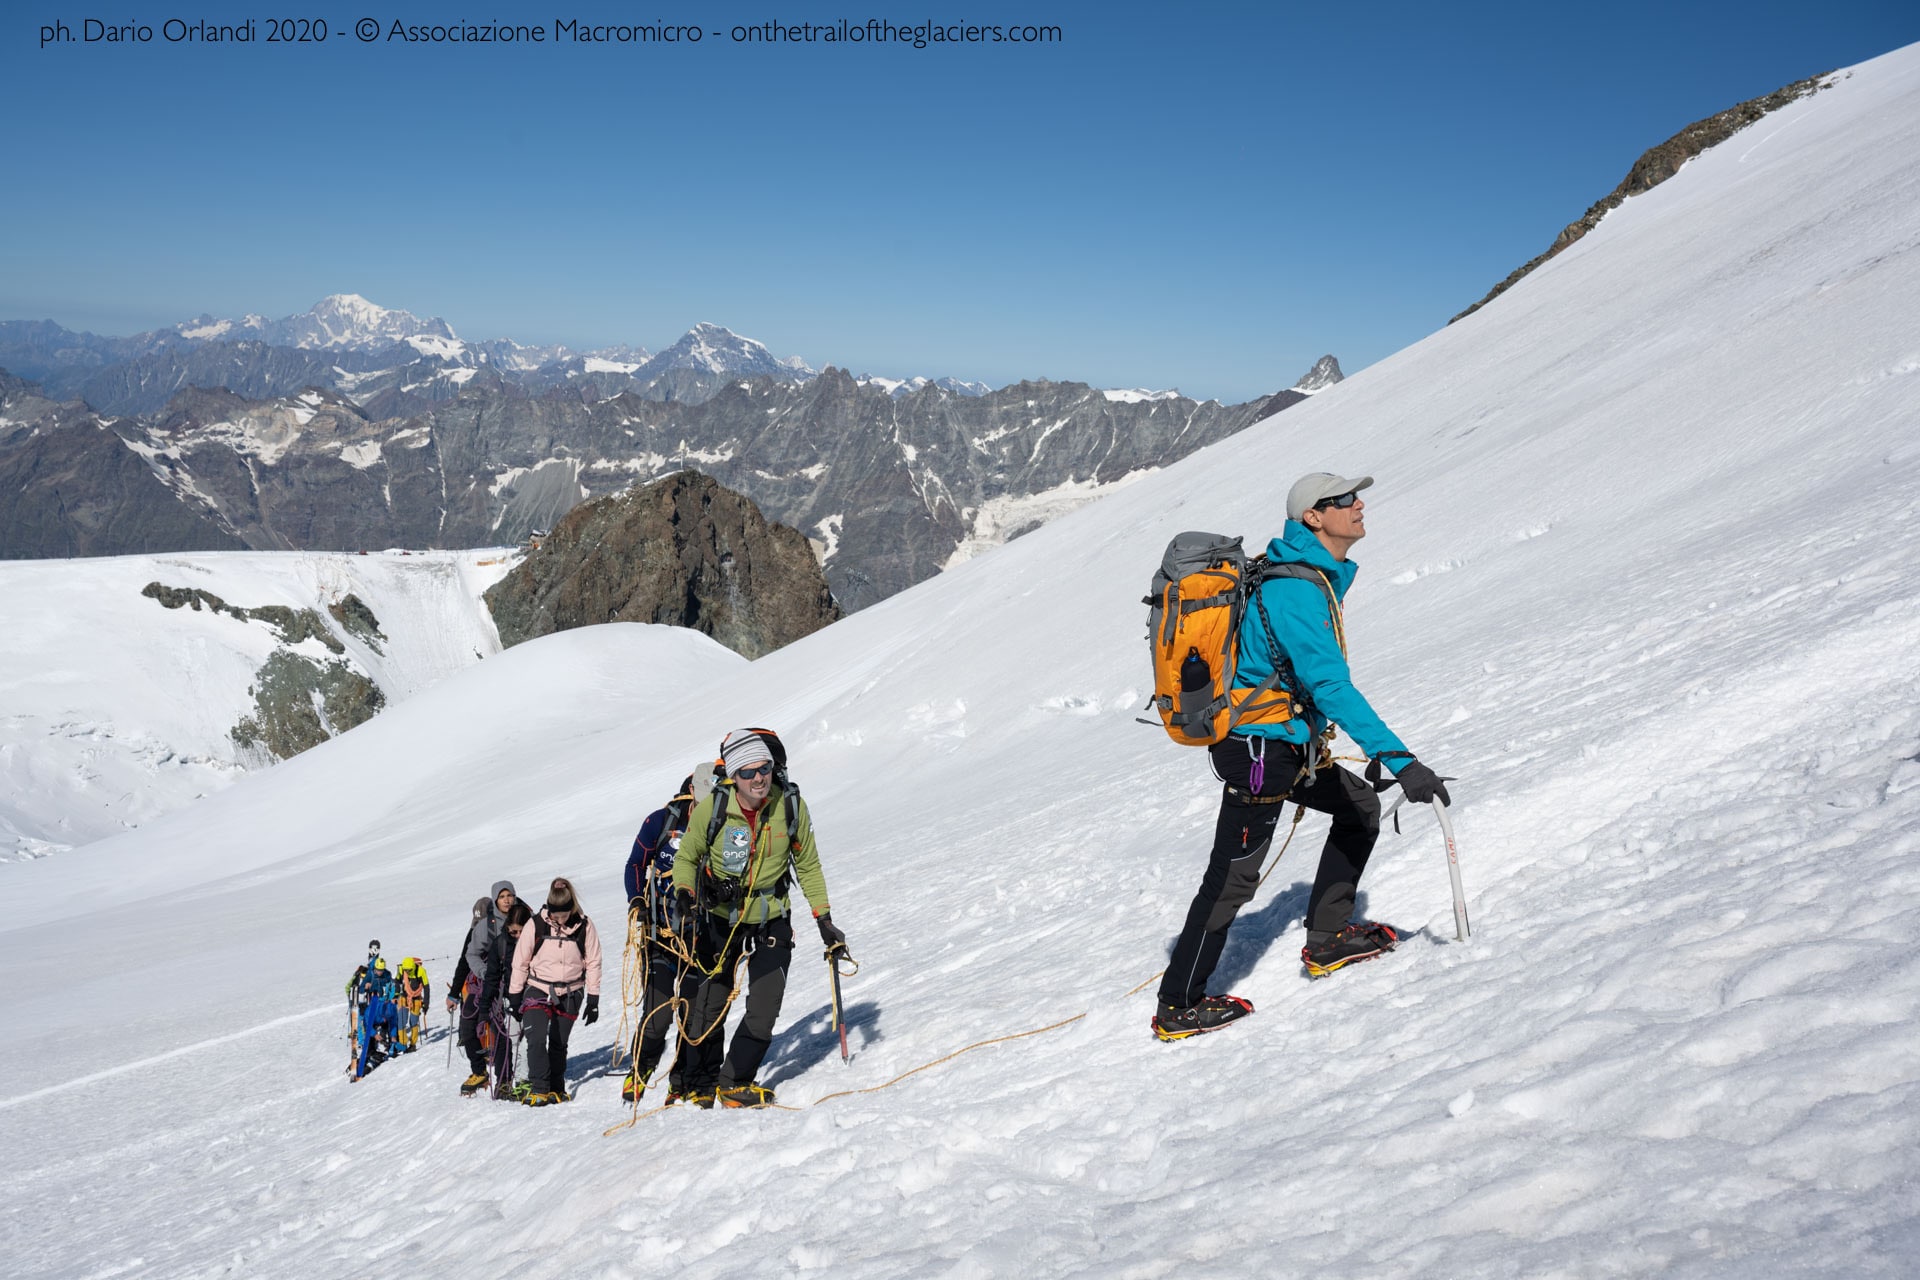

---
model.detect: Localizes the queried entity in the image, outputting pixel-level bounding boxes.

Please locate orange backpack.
[1143,532,1337,746]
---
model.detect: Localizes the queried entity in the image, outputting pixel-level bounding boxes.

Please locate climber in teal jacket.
[1231,515,1409,763]
[1152,473,1455,1043]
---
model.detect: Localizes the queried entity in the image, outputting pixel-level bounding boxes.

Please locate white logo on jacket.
[718,824,751,875]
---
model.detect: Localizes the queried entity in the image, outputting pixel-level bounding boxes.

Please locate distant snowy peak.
[640,322,815,380]
[856,374,993,399]
[174,295,461,355]
[1292,355,1344,394]
[1101,388,1182,404]
[173,313,268,342]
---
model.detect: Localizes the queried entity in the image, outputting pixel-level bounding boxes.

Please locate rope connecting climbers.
[599,745,1447,1137]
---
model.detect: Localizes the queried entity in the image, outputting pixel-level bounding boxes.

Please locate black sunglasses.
[1313,491,1360,511]
[734,763,774,781]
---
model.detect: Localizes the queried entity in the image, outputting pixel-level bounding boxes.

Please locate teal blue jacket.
[1233,520,1410,768]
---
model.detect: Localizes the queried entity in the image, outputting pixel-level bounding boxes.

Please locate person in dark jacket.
[620,768,711,1104]
[481,901,532,1099]
[448,881,516,1095]
[1154,474,1454,1042]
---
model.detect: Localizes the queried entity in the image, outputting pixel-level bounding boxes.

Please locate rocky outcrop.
[141,579,386,760]
[1453,72,1838,323]
[230,650,385,760]
[328,594,385,652]
[484,470,839,659]
[142,582,344,652]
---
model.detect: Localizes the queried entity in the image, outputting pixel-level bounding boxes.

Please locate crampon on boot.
[621,1070,650,1104]
[1151,994,1254,1042]
[1301,921,1399,978]
[459,1073,488,1097]
[717,1082,777,1109]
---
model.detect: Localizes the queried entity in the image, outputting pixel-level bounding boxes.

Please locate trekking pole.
[445,997,457,1069]
[1432,798,1471,942]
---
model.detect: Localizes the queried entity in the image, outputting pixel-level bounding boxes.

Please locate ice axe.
[825,942,858,1064]
[1382,790,1471,942]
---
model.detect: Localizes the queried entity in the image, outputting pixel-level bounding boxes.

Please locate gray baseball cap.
[1286,472,1374,522]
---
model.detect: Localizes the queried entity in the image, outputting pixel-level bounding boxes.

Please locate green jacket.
[673,782,830,925]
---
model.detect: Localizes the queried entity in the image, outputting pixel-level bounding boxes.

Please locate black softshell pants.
[1158,736,1381,1011]
[522,986,584,1095]
[458,980,488,1076]
[683,914,795,1092]
[631,939,699,1089]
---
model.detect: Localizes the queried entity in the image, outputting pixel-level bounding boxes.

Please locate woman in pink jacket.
[508,877,602,1106]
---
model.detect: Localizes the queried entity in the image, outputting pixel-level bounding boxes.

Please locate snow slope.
[6,44,1920,1279]
[0,549,512,860]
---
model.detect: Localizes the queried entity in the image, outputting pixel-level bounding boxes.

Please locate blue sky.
[2,1,1915,402]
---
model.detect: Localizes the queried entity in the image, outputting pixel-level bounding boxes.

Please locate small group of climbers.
[339,469,1448,1099]
[619,728,848,1110]
[447,877,603,1105]
[345,945,429,1079]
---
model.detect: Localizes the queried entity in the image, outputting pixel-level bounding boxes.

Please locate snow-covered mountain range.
[1,298,1331,607]
[3,41,1917,1280]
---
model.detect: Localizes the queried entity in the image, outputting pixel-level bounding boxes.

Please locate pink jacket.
[509,909,602,998]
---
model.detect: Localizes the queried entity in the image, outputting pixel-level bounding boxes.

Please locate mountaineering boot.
[460,1073,488,1096]
[509,1080,536,1102]
[717,1082,777,1109]
[621,1070,651,1104]
[674,1088,716,1110]
[1151,994,1254,1042]
[1301,921,1399,977]
[524,1091,565,1107]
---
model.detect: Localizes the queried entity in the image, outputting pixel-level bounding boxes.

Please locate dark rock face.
[0,377,243,558]
[142,582,344,652]
[484,470,839,660]
[328,594,385,652]
[231,650,385,760]
[1454,72,1837,323]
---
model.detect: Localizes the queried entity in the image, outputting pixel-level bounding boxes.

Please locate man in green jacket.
[673,728,847,1108]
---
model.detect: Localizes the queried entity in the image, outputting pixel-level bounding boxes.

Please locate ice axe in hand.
[824,940,858,1065]
[1373,758,1471,943]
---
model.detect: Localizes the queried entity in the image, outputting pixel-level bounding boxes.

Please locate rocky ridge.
[1453,71,1840,323]
[484,470,839,660]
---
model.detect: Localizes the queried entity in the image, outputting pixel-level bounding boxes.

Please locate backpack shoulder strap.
[704,784,733,852]
[1250,562,1345,655]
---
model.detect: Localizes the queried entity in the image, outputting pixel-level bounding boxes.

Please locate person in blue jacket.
[619,765,712,1103]
[351,956,401,1079]
[1153,473,1453,1041]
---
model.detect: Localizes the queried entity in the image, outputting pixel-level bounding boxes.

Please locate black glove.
[507,991,524,1020]
[673,887,696,933]
[817,912,847,952]
[1394,760,1452,807]
[583,995,600,1026]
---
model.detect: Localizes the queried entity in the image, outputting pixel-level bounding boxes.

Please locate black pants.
[523,987,584,1094]
[683,914,794,1092]
[1158,736,1381,1010]
[458,981,488,1076]
[630,940,699,1088]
